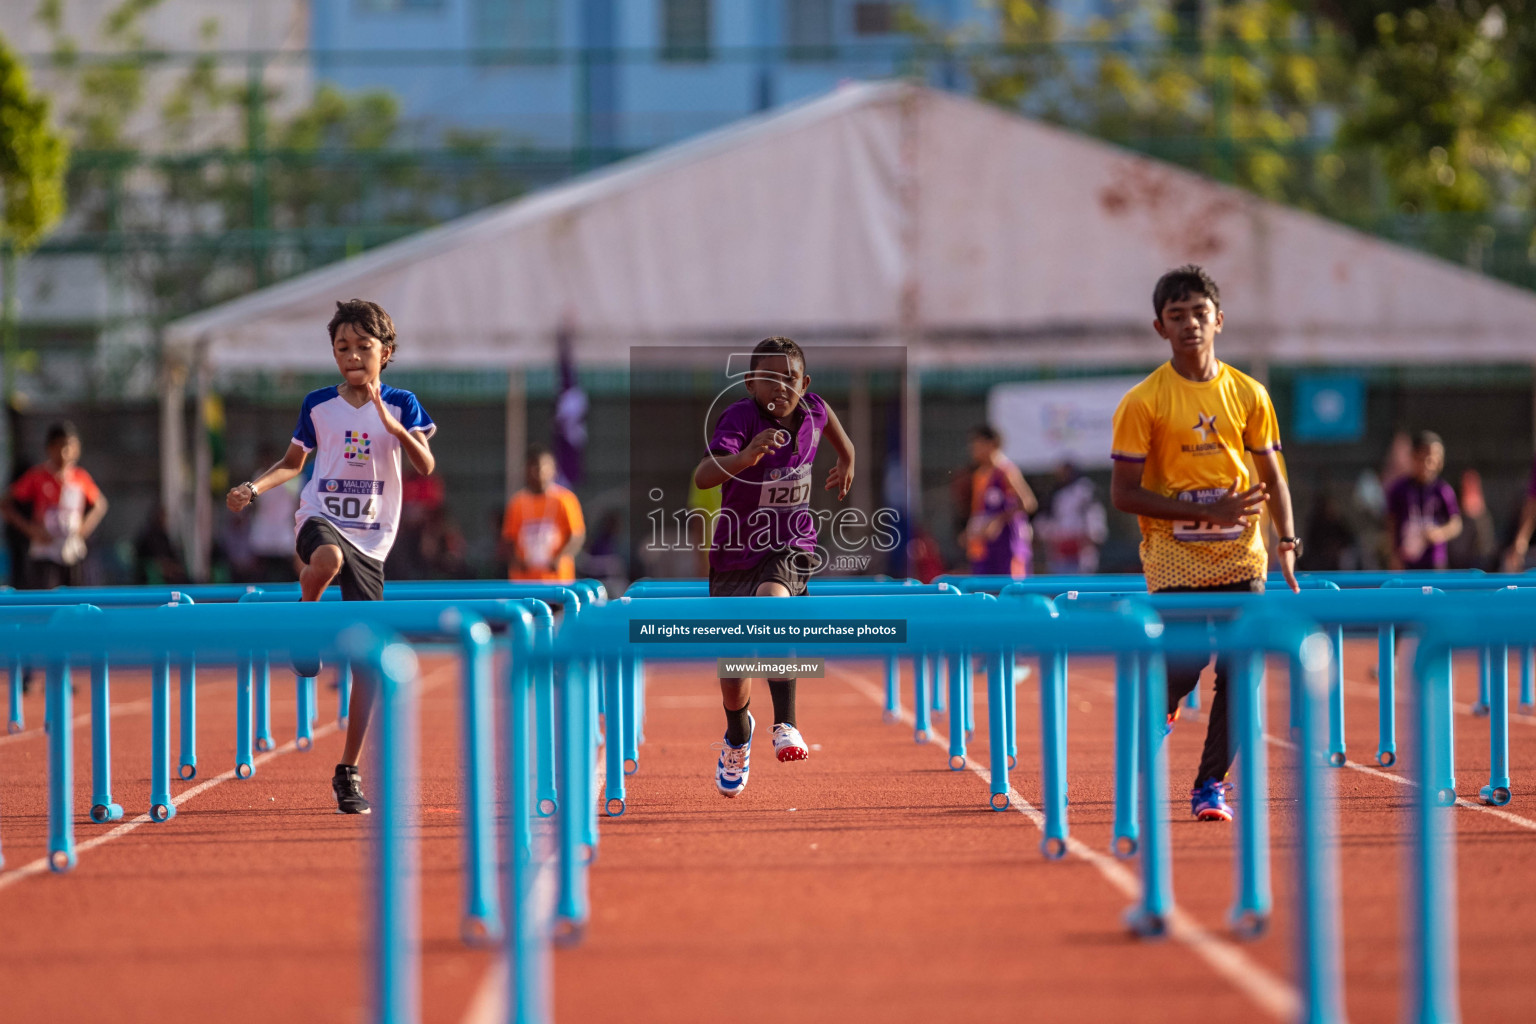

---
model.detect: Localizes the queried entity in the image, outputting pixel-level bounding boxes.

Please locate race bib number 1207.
[759,465,811,508]
[1172,488,1246,542]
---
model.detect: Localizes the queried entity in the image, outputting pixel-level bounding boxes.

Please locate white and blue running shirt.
[291,384,436,562]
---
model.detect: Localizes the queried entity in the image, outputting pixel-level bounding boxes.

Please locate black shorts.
[296,517,385,602]
[709,548,813,597]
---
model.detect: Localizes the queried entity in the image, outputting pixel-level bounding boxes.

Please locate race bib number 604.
[320,478,385,530]
[1172,488,1246,542]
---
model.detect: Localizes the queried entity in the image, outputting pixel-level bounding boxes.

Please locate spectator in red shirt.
[1,421,109,589]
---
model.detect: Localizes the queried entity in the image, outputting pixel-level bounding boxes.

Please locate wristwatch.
[242,481,259,500]
[1279,535,1303,558]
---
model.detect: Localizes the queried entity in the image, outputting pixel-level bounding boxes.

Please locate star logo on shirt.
[1193,413,1217,441]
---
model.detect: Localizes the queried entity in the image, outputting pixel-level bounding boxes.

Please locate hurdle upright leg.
[1127,652,1172,937]
[502,616,547,1024]
[1472,647,1493,717]
[255,654,275,752]
[7,656,21,734]
[1039,649,1069,859]
[986,650,1010,811]
[555,656,589,939]
[1004,647,1018,770]
[932,654,947,713]
[1410,642,1461,1023]
[1481,645,1512,806]
[621,656,639,775]
[1377,625,1397,767]
[47,660,76,871]
[1229,651,1271,936]
[962,653,976,740]
[458,619,502,944]
[883,655,900,723]
[235,654,255,780]
[295,672,315,751]
[149,656,176,822]
[177,655,197,781]
[583,658,601,850]
[1521,647,1534,712]
[1327,624,1346,766]
[1295,639,1345,1022]
[603,655,626,816]
[912,655,931,743]
[89,657,123,823]
[1111,652,1139,858]
[535,649,558,816]
[946,651,966,769]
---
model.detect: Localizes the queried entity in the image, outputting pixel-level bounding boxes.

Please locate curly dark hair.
[327,299,397,369]
[749,336,806,375]
[1152,265,1221,319]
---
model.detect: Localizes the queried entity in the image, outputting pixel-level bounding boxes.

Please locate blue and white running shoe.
[715,713,755,798]
[1190,779,1233,822]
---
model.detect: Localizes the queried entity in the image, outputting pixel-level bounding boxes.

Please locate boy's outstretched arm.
[227,443,308,512]
[822,406,855,501]
[1252,451,1299,593]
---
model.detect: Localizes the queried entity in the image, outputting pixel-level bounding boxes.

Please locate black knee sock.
[724,701,751,746]
[769,679,796,727]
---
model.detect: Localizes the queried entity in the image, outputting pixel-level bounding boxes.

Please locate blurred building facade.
[310,0,999,150]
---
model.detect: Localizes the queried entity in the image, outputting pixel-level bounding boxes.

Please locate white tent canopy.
[165,81,1536,371]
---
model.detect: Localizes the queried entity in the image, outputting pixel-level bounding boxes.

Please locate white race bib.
[318,479,385,531]
[759,465,811,508]
[1172,488,1246,542]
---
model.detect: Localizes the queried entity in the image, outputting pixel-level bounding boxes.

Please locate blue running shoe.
[714,713,755,798]
[1191,779,1233,822]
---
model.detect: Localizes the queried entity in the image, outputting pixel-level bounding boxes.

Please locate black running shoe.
[332,763,371,815]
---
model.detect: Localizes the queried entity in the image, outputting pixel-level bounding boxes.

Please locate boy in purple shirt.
[693,337,856,797]
[1386,431,1462,571]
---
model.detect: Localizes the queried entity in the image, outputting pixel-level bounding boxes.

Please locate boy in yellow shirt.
[1110,265,1300,822]
[503,445,585,582]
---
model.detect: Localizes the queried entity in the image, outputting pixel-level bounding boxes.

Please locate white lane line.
[1262,733,1536,832]
[459,755,606,1024]
[830,665,1299,1022]
[0,698,152,748]
[0,661,456,890]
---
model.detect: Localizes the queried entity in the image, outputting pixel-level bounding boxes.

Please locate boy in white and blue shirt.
[227,299,437,814]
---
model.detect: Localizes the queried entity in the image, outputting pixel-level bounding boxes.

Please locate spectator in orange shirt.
[1,421,109,589]
[503,444,585,582]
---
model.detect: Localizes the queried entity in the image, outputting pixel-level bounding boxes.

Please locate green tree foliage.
[34,0,525,330]
[1327,1,1536,214]
[937,0,1536,218]
[0,33,68,251]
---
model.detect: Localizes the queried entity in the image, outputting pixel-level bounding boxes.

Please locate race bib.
[1172,488,1246,542]
[759,465,811,508]
[319,478,385,531]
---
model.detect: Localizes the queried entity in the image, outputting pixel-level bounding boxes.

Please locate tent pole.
[191,346,213,582]
[506,367,527,500]
[158,347,188,565]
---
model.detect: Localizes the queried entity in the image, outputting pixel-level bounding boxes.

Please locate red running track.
[2,640,1535,1022]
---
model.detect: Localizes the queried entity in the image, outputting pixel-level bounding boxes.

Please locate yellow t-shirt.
[1110,362,1281,591]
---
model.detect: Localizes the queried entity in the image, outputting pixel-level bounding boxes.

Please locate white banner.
[987,377,1145,472]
